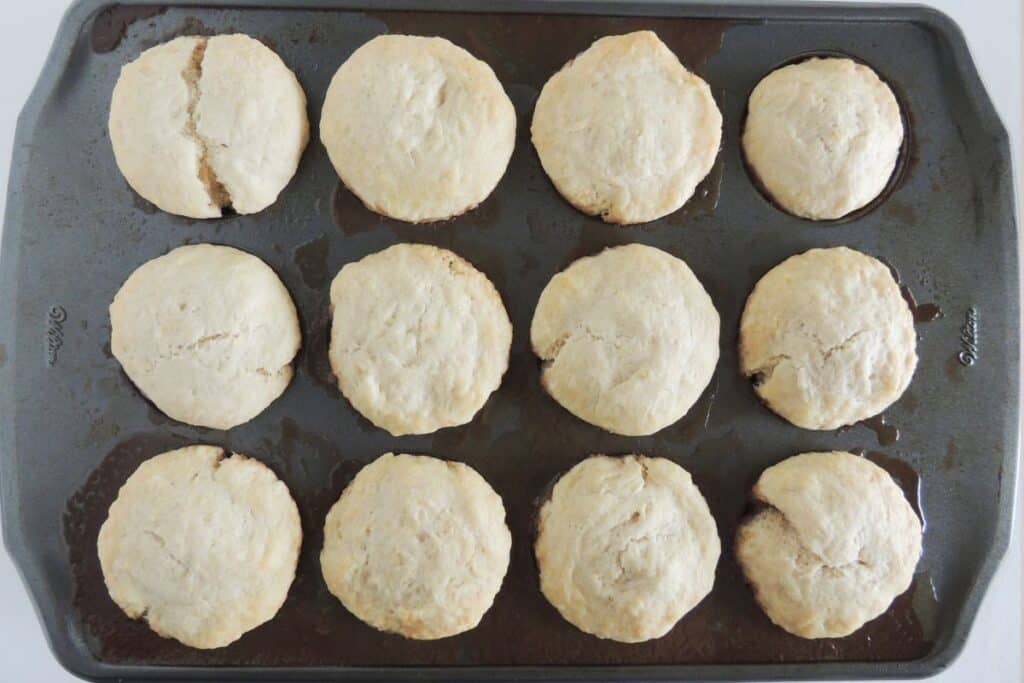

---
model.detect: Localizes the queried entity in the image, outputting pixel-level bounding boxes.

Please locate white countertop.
[0,1,1020,681]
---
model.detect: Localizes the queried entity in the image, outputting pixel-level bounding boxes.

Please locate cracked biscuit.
[320,453,511,639]
[535,455,720,642]
[742,57,903,220]
[739,246,916,430]
[736,451,922,638]
[531,31,722,224]
[530,244,719,436]
[109,34,308,218]
[320,35,516,223]
[110,244,301,429]
[97,445,301,649]
[328,243,512,436]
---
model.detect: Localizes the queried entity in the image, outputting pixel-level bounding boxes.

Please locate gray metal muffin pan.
[0,0,1018,680]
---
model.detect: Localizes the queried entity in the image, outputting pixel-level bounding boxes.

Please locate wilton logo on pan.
[958,307,979,366]
[46,306,67,367]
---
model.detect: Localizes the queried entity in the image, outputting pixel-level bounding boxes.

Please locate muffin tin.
[0,1,1018,681]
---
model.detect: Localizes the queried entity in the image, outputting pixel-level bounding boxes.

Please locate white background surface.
[0,1,1020,681]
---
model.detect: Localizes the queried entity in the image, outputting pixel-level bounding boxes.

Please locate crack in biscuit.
[151,330,244,367]
[183,39,232,213]
[747,353,791,386]
[755,505,874,574]
[539,324,637,367]
[745,328,869,386]
[822,328,869,361]
[610,530,684,584]
[539,324,664,418]
[136,327,288,381]
[144,529,191,576]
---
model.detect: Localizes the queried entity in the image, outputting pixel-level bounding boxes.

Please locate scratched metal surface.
[0,1,1018,681]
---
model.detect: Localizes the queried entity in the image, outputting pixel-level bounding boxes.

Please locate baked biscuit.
[320,35,515,222]
[531,244,719,435]
[742,57,903,220]
[328,244,511,436]
[535,455,720,642]
[109,34,308,218]
[98,445,301,649]
[320,453,511,639]
[531,31,722,224]
[110,244,301,430]
[736,451,922,638]
[739,246,916,430]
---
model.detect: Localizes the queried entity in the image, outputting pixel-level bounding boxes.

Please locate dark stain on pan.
[942,437,959,472]
[880,257,944,324]
[145,406,176,427]
[910,574,940,638]
[562,219,635,265]
[129,190,158,215]
[900,390,920,415]
[901,286,944,323]
[332,180,500,236]
[666,153,724,226]
[526,207,581,246]
[946,354,968,384]
[256,33,278,51]
[162,16,219,40]
[864,450,924,524]
[371,12,728,84]
[884,199,918,226]
[332,182,384,235]
[292,234,330,291]
[90,5,167,53]
[301,293,339,397]
[857,414,901,446]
